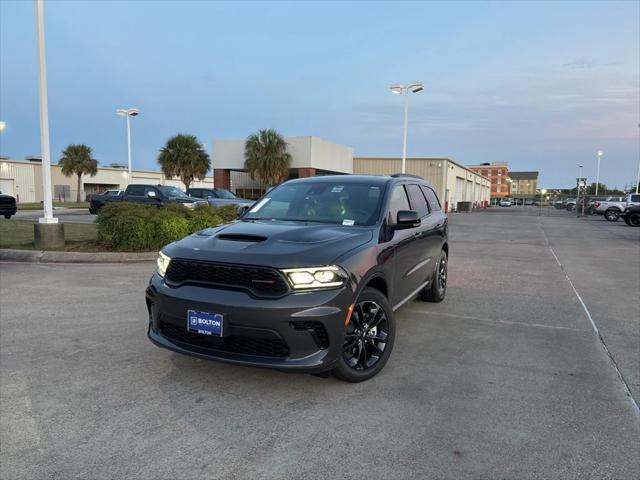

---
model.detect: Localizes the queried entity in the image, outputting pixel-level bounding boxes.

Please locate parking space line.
[541,224,640,416]
[402,308,587,332]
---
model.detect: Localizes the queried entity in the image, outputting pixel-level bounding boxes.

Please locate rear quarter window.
[421,186,442,211]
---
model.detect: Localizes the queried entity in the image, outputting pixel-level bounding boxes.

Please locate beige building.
[0,157,214,203]
[354,157,491,211]
[508,171,538,198]
[212,136,353,197]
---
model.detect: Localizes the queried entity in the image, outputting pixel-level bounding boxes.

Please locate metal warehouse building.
[354,157,491,211]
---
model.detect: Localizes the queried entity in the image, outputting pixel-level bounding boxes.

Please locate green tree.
[59,144,98,202]
[158,134,211,190]
[244,129,291,186]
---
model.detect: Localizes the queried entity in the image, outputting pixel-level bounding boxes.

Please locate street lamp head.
[597,150,603,157]
[541,188,547,194]
[390,84,403,95]
[116,108,141,117]
[409,81,424,93]
[0,121,5,132]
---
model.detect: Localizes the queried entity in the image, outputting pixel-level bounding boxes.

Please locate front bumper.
[146,273,354,373]
[0,204,17,215]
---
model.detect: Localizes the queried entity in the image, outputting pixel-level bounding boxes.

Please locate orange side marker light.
[344,304,355,326]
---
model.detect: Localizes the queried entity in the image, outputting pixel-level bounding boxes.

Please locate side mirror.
[394,210,420,229]
[146,190,157,198]
[237,205,250,218]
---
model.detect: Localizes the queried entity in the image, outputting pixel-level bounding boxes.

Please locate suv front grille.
[165,260,289,297]
[160,322,289,357]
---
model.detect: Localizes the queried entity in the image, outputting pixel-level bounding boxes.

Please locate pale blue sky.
[1,0,638,188]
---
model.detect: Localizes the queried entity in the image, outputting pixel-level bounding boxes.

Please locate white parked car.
[499,198,512,207]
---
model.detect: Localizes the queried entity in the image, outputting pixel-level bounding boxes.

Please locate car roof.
[283,174,435,189]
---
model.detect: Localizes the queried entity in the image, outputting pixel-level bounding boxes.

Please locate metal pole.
[401,88,408,174]
[126,114,132,183]
[539,190,542,216]
[636,124,640,194]
[595,152,601,196]
[577,165,582,218]
[35,0,56,224]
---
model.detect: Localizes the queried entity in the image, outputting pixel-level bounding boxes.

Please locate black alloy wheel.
[629,213,640,227]
[605,209,620,222]
[333,287,395,382]
[421,250,448,303]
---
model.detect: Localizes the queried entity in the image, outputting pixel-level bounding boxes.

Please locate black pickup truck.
[89,184,207,214]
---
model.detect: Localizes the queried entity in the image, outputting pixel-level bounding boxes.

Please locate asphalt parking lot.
[1,209,638,479]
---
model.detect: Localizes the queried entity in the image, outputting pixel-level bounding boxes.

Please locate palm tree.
[158,134,210,190]
[59,144,98,202]
[244,129,291,186]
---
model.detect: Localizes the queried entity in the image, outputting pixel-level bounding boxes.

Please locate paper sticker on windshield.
[342,219,355,226]
[249,197,270,213]
[331,186,344,193]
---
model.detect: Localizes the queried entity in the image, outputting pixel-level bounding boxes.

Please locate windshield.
[214,189,237,199]
[243,181,383,226]
[158,186,188,198]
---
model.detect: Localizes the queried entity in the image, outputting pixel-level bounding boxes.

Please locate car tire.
[566,204,574,211]
[3,214,11,219]
[421,250,448,303]
[604,209,620,222]
[333,287,395,383]
[629,213,640,227]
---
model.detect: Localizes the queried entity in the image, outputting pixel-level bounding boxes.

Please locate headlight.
[157,251,171,277]
[281,266,347,290]
[183,202,197,209]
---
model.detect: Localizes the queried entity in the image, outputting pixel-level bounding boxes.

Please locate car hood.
[163,220,374,268]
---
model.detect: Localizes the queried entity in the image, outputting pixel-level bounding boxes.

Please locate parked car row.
[89,185,253,214]
[593,194,640,222]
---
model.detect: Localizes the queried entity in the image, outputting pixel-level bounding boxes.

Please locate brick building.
[467,162,510,200]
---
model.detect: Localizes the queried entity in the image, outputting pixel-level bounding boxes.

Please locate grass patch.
[0,219,99,251]
[18,202,89,210]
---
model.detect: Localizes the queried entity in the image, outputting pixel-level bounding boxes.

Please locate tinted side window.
[406,184,429,217]
[630,194,640,202]
[422,186,442,211]
[387,185,410,223]
[191,189,202,198]
[127,185,145,196]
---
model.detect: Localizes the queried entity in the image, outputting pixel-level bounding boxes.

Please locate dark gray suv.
[146,174,448,382]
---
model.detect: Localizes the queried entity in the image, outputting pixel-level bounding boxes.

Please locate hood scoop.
[217,233,268,242]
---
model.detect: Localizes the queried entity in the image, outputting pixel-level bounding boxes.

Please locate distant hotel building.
[467,162,510,200]
[508,171,539,198]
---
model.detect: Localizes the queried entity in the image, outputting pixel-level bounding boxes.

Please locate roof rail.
[390,173,424,179]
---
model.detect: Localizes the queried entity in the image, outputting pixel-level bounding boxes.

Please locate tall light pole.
[539,188,546,216]
[390,82,424,173]
[636,124,640,194]
[595,150,603,196]
[116,108,140,182]
[35,0,55,224]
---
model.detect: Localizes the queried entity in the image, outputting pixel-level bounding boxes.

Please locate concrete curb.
[0,248,156,263]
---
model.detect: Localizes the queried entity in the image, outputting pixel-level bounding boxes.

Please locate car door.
[386,183,422,307]
[125,185,147,204]
[405,184,440,293]
[143,186,162,205]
